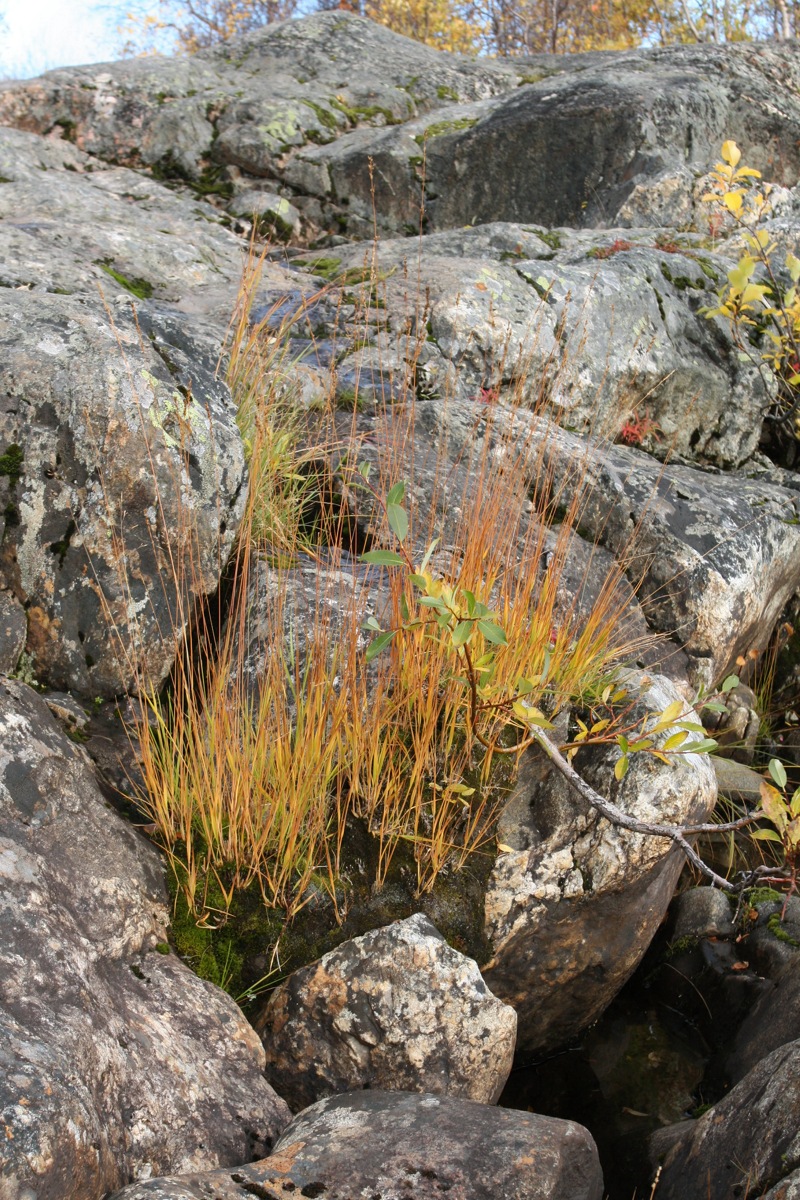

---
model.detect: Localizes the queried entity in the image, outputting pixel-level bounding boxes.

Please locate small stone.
[229,189,300,238]
[672,888,735,941]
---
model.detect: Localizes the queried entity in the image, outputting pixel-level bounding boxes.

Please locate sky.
[0,0,157,79]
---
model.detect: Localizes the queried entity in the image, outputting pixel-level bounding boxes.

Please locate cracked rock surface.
[0,678,290,1200]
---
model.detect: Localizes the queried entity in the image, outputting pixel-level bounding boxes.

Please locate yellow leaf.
[497,842,515,854]
[721,140,741,168]
[723,191,744,215]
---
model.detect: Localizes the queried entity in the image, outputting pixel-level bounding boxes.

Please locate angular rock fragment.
[257,912,517,1109]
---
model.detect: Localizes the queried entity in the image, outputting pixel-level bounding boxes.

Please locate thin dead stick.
[532,728,755,892]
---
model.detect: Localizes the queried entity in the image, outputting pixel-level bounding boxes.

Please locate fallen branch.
[533,728,762,893]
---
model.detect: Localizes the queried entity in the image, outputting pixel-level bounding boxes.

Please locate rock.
[320,226,774,467]
[740,895,800,976]
[229,189,301,238]
[0,125,255,696]
[0,677,290,1199]
[704,681,760,763]
[257,912,517,1110]
[108,1090,605,1200]
[654,1038,800,1200]
[277,39,800,236]
[0,587,26,673]
[481,671,717,1059]
[43,690,90,736]
[713,756,766,805]
[762,1169,800,1200]
[727,959,800,1085]
[0,290,246,697]
[672,887,735,941]
[0,13,520,185]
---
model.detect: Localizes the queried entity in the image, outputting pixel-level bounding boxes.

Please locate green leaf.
[387,502,408,542]
[681,738,718,755]
[420,538,439,572]
[409,573,428,589]
[721,674,739,693]
[451,620,474,647]
[769,758,788,789]
[360,549,405,566]
[419,596,449,611]
[363,616,383,632]
[400,594,410,622]
[750,828,784,844]
[614,755,629,782]
[477,619,507,645]
[386,481,406,505]
[463,590,476,617]
[365,629,396,662]
[358,461,371,480]
[702,701,728,714]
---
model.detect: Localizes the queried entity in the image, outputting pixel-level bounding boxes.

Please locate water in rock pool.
[500,951,710,1200]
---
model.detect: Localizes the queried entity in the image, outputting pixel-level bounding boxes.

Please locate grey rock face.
[0,13,520,184]
[0,125,260,696]
[108,1089,604,1200]
[263,38,800,236]
[412,396,800,690]
[0,678,290,1200]
[318,225,774,467]
[726,960,800,1085]
[482,672,717,1058]
[655,1038,800,1200]
[0,289,245,696]
[672,887,734,941]
[0,588,26,673]
[257,912,517,1110]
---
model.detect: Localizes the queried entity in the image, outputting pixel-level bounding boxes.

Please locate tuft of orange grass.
[123,234,665,925]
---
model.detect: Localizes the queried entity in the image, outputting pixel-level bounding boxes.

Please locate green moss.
[695,257,720,283]
[329,97,397,125]
[746,886,784,905]
[54,118,77,143]
[98,263,154,300]
[301,99,339,131]
[436,85,459,101]
[415,117,478,144]
[536,230,562,251]
[0,444,23,487]
[659,261,707,291]
[293,255,342,281]
[666,934,699,958]
[767,912,800,945]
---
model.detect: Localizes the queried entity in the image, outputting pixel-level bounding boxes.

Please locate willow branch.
[532,729,750,892]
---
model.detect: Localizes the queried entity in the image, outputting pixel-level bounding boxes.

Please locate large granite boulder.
[0,678,290,1199]
[4,19,797,241]
[108,1090,605,1200]
[482,671,716,1058]
[257,912,517,1110]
